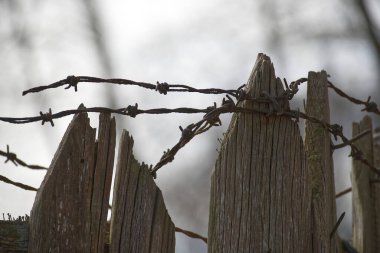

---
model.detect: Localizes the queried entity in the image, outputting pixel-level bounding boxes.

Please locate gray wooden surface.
[0,220,29,252]
[352,116,377,253]
[28,110,116,253]
[208,53,311,252]
[110,130,175,253]
[305,71,339,252]
[373,127,380,253]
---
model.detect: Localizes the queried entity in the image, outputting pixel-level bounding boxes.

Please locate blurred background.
[0,0,379,252]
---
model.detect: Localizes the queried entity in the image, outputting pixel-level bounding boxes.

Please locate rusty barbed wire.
[0,174,38,191]
[0,145,48,170]
[22,75,240,97]
[328,81,380,115]
[175,226,207,244]
[2,76,380,178]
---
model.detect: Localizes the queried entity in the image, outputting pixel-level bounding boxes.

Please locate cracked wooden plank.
[109,130,175,253]
[28,108,116,253]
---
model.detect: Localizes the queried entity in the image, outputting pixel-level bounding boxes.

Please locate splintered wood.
[208,53,311,252]
[109,130,175,253]
[28,110,116,253]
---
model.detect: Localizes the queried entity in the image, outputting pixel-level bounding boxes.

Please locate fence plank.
[352,116,377,253]
[305,71,339,252]
[208,53,311,252]
[110,130,175,253]
[0,220,29,252]
[373,128,380,252]
[28,110,116,253]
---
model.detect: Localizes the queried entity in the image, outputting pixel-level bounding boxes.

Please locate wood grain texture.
[28,109,116,253]
[305,71,339,252]
[0,220,29,252]
[208,53,311,252]
[373,130,380,253]
[352,116,377,253]
[110,130,175,253]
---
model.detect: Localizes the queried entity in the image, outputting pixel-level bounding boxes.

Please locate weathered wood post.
[109,130,175,253]
[352,116,378,253]
[374,127,380,253]
[208,53,311,252]
[28,110,116,253]
[0,218,29,252]
[305,71,339,252]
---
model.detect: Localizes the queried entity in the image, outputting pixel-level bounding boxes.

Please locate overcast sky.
[1,0,379,252]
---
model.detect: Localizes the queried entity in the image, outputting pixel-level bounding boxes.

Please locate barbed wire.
[22,75,241,97]
[2,76,379,178]
[0,145,47,170]
[328,81,380,115]
[1,75,379,244]
[0,174,38,191]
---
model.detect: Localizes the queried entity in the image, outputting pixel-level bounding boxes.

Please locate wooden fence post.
[109,130,175,253]
[208,53,311,252]
[28,110,116,253]
[0,218,29,252]
[374,127,380,253]
[352,116,378,253]
[305,71,339,252]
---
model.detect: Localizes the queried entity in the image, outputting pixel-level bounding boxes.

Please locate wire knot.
[156,81,170,95]
[236,84,247,101]
[221,95,235,109]
[330,124,343,141]
[4,145,17,166]
[40,108,54,126]
[362,97,378,113]
[65,75,80,92]
[204,104,222,127]
[283,78,307,100]
[126,103,139,118]
[179,125,194,140]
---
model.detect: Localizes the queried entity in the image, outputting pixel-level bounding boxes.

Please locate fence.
[0,53,379,252]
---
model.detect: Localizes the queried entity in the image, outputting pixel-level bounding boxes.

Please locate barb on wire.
[0,145,48,170]
[22,75,239,97]
[328,81,380,115]
[0,174,38,191]
[283,77,308,100]
[175,226,207,244]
